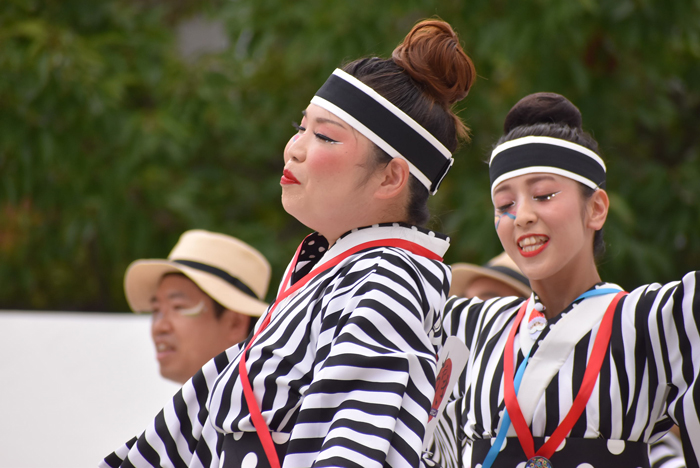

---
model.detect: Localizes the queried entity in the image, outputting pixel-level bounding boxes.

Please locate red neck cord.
[239,238,442,468]
[503,291,627,459]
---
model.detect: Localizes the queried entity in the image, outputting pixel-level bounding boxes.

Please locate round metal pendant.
[524,456,552,468]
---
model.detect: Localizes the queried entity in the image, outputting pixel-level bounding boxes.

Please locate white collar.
[317,223,450,269]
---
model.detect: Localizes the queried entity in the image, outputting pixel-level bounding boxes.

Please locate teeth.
[156,343,170,352]
[519,236,548,251]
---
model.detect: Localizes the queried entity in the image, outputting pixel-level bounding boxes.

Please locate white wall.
[0,311,180,468]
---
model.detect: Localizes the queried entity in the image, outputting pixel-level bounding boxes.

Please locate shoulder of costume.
[318,223,450,267]
[443,294,524,325]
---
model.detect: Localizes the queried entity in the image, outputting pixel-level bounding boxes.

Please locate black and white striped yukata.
[102,223,451,468]
[651,431,687,468]
[429,275,700,468]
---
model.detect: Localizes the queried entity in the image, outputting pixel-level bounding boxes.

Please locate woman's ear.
[374,158,410,200]
[586,188,609,231]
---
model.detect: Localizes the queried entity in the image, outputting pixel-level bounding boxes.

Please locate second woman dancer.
[431,92,700,468]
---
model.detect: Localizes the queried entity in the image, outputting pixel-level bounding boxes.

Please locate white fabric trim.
[490,166,600,200]
[310,95,434,191]
[507,286,623,436]
[318,224,450,268]
[332,69,452,159]
[490,135,606,170]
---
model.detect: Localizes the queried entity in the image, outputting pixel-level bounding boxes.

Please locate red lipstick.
[517,234,549,258]
[281,169,300,185]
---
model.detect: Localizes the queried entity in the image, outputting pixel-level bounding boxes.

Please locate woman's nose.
[284,133,306,163]
[515,199,536,226]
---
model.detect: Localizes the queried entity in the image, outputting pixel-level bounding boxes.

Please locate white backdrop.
[0,311,181,467]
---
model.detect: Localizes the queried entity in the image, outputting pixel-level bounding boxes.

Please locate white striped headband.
[311,68,454,195]
[489,135,606,198]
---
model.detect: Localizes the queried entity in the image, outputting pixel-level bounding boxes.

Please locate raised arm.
[626,271,700,468]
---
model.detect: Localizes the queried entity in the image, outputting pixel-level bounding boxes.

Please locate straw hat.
[450,252,531,298]
[124,230,271,316]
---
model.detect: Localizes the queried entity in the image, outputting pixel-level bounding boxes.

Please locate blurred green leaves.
[1,0,698,310]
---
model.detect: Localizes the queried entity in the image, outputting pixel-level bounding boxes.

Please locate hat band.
[312,69,453,194]
[487,265,530,289]
[489,136,606,198]
[173,259,259,299]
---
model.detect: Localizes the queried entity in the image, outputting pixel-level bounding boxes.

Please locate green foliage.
[1,0,698,310]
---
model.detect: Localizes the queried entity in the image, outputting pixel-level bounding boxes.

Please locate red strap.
[239,238,443,468]
[504,291,627,459]
[503,301,534,456]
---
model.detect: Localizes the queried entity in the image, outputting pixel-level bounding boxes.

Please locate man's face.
[150,274,249,384]
[463,276,525,300]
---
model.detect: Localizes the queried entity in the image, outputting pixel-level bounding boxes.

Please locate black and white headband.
[489,136,606,198]
[311,69,453,194]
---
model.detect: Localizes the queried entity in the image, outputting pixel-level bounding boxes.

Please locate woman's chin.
[281,195,302,217]
[281,200,317,231]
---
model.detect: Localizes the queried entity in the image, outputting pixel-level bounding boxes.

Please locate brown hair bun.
[392,20,475,109]
[503,92,583,134]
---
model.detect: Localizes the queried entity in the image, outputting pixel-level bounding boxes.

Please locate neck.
[529,255,602,320]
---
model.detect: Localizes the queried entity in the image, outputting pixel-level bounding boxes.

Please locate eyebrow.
[493,175,557,195]
[150,291,187,304]
[302,109,348,130]
[525,175,557,185]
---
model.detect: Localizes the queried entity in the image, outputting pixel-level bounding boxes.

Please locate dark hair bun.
[392,20,475,107]
[503,92,583,134]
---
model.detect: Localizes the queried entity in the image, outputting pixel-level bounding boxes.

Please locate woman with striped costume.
[430,92,700,468]
[101,20,475,468]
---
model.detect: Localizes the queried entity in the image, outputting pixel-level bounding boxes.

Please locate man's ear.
[220,310,250,343]
[374,158,410,200]
[587,188,609,231]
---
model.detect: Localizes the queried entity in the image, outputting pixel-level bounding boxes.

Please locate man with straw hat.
[450,251,531,300]
[124,229,271,384]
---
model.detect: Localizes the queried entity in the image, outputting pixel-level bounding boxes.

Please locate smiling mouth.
[155,342,176,360]
[518,235,549,256]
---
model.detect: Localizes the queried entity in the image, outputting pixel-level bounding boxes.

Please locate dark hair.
[342,19,475,226]
[497,92,605,258]
[211,298,258,336]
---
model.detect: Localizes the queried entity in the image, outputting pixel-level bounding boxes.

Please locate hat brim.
[124,259,269,317]
[450,263,531,298]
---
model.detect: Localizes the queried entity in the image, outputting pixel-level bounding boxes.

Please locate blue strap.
[574,288,622,301]
[480,287,621,468]
[481,347,531,468]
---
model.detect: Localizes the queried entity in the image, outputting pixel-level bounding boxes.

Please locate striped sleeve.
[628,271,700,468]
[100,346,241,468]
[427,296,522,468]
[283,249,449,468]
[650,431,687,468]
[424,296,478,468]
[660,272,700,467]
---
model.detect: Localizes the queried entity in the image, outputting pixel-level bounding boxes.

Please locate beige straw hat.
[450,252,531,298]
[124,230,271,316]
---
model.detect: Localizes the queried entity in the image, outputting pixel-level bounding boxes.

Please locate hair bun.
[392,20,475,107]
[503,92,583,133]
